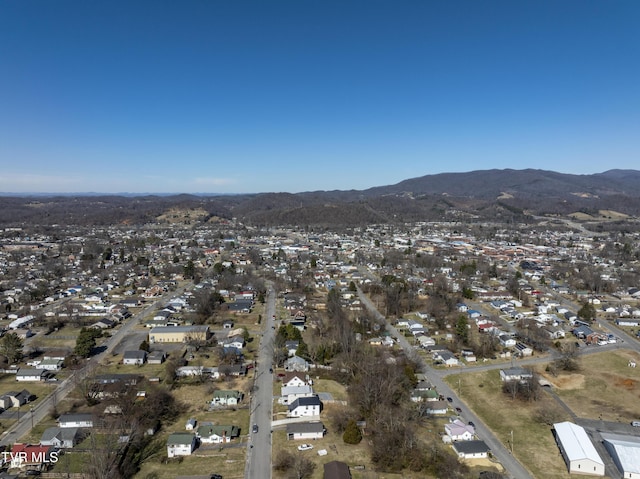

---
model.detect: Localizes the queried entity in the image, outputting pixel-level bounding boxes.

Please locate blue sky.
[1,1,639,194]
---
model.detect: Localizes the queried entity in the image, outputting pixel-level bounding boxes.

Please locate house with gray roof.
[40,426,84,448]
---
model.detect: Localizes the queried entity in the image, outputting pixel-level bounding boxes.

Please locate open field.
[550,349,640,422]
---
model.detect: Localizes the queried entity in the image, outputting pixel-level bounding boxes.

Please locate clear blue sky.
[1,1,639,194]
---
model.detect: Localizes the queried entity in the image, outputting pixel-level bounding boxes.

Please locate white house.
[196,424,239,444]
[166,432,196,457]
[58,413,95,428]
[554,421,605,476]
[452,440,490,459]
[15,368,50,382]
[444,419,475,442]
[122,350,147,365]
[287,422,325,441]
[279,384,314,405]
[211,390,243,406]
[288,396,322,418]
[282,372,308,388]
[500,367,533,382]
[434,350,459,367]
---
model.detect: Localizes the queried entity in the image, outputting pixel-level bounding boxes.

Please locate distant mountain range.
[2,169,640,227]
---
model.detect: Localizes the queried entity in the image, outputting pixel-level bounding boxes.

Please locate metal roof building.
[553,421,605,476]
[602,432,640,479]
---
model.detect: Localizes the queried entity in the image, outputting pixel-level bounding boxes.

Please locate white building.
[554,422,605,476]
[602,432,640,479]
[166,432,196,457]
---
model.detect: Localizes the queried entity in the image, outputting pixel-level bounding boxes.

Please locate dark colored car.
[468,421,475,427]
[446,397,453,402]
[252,424,258,433]
[455,407,462,414]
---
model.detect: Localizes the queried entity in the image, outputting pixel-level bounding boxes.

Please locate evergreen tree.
[343,420,362,444]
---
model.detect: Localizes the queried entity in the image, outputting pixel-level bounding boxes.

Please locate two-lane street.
[246,285,276,479]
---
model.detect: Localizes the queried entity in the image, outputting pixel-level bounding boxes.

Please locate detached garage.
[553,421,605,476]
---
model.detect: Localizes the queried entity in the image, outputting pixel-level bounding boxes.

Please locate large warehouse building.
[553,421,605,476]
[602,432,640,479]
[148,325,211,343]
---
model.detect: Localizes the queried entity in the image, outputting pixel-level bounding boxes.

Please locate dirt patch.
[542,372,585,390]
[614,377,637,390]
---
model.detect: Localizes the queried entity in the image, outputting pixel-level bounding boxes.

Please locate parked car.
[632,421,640,427]
[455,407,462,414]
[468,421,475,428]
[252,424,259,433]
[446,397,453,402]
[297,444,314,451]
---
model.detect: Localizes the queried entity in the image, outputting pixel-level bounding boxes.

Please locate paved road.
[246,284,276,479]
[0,285,190,447]
[357,289,534,479]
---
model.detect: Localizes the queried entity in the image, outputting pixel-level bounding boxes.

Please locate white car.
[297,444,314,451]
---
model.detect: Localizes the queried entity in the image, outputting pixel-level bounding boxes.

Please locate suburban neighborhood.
[0,215,640,479]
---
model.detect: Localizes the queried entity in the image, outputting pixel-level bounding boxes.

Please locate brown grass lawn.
[446,368,572,479]
[132,382,251,478]
[313,379,348,402]
[551,349,640,422]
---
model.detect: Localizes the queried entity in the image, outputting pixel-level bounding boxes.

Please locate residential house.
[279,384,314,405]
[196,424,239,444]
[444,419,475,442]
[58,413,95,428]
[211,390,243,406]
[426,400,449,416]
[91,318,116,330]
[222,320,234,329]
[500,367,533,382]
[514,342,533,357]
[285,340,300,356]
[15,369,50,382]
[147,350,166,364]
[0,390,32,408]
[498,334,516,348]
[411,388,439,403]
[221,335,245,350]
[433,350,459,367]
[288,396,323,418]
[122,350,147,365]
[452,440,490,459]
[166,432,197,457]
[38,358,63,371]
[286,422,325,441]
[40,427,84,448]
[9,444,57,470]
[282,372,308,388]
[323,460,351,479]
[285,355,310,372]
